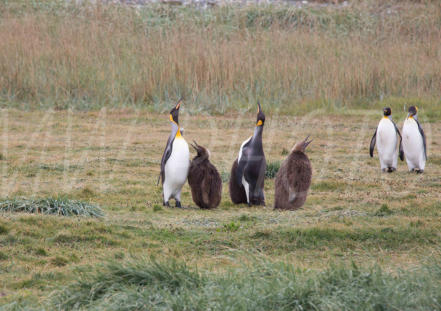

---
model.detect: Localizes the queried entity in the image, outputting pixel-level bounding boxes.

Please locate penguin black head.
[256,101,265,127]
[383,107,391,117]
[293,135,313,153]
[191,141,210,160]
[169,98,183,125]
[408,106,418,118]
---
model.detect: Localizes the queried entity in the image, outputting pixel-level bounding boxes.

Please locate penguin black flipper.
[415,119,427,160]
[392,120,404,161]
[369,129,377,158]
[158,135,175,185]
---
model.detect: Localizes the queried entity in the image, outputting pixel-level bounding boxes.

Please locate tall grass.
[0,1,440,112]
[48,259,441,310]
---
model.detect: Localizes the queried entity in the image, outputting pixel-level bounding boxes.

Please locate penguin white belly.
[402,119,425,170]
[238,136,251,162]
[164,137,190,200]
[376,119,398,169]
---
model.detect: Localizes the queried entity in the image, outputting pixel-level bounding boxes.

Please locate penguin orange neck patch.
[256,120,263,126]
[176,129,182,138]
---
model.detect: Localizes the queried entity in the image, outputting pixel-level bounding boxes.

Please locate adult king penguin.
[229,102,266,206]
[159,99,190,207]
[369,107,404,172]
[402,106,426,173]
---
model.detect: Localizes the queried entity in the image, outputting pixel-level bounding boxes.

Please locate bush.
[265,161,280,179]
[0,198,104,217]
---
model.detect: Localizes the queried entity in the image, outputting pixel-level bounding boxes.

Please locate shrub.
[0,198,104,217]
[265,161,280,179]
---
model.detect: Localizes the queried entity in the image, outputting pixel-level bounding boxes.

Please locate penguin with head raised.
[369,107,404,172]
[187,141,222,209]
[274,136,312,210]
[158,99,190,207]
[229,102,266,206]
[402,106,426,173]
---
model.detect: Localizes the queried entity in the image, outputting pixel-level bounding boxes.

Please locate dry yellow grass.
[0,1,440,112]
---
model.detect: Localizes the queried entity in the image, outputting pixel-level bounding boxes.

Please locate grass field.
[0,108,440,309]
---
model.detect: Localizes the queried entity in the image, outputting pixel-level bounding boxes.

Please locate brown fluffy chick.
[274,136,312,210]
[187,141,222,209]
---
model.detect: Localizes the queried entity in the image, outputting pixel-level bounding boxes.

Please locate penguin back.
[229,158,248,204]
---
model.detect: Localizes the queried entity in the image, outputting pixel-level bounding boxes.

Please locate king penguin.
[369,107,404,172]
[187,141,222,209]
[402,106,427,173]
[229,102,266,206]
[274,136,312,210]
[159,99,190,207]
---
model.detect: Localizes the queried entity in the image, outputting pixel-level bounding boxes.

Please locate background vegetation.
[0,0,440,114]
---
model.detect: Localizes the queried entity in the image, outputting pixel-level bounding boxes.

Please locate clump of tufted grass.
[265,161,281,179]
[50,258,441,311]
[0,198,104,217]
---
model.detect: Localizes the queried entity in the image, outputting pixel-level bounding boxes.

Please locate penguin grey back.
[274,137,312,210]
[188,142,222,209]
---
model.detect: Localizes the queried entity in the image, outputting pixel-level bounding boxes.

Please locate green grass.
[0,198,103,217]
[41,258,441,311]
[374,204,393,217]
[265,161,281,179]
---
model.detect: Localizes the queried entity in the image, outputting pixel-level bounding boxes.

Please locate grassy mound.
[51,259,441,310]
[0,198,103,217]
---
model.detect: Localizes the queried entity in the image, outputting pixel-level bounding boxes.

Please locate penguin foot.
[415,169,424,174]
[164,201,170,207]
[387,167,396,173]
[175,200,183,208]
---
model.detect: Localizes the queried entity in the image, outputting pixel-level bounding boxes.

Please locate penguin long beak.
[304,135,313,149]
[191,140,200,152]
[175,98,183,110]
[257,101,261,113]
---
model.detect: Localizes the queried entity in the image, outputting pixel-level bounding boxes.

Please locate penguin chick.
[187,141,222,209]
[274,136,312,211]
